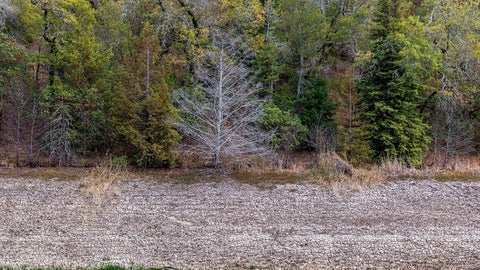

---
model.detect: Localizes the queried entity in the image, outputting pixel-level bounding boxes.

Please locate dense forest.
[0,0,479,169]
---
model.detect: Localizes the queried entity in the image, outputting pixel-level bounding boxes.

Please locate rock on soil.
[1,177,480,269]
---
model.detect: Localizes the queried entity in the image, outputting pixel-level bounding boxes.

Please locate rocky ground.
[1,176,480,269]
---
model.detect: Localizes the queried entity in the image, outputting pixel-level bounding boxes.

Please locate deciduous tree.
[175,33,268,168]
[423,0,480,161]
[0,32,37,165]
[17,0,112,163]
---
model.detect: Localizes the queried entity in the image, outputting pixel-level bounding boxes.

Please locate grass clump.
[82,157,128,207]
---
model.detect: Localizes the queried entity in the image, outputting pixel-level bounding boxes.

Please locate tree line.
[0,0,479,168]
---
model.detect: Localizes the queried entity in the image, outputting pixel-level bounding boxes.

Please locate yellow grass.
[1,151,479,190]
[229,153,480,189]
[82,158,128,207]
[0,166,89,180]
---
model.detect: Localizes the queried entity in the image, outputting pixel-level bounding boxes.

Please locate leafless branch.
[174,32,269,168]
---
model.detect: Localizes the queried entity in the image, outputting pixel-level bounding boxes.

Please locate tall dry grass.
[83,157,128,207]
[229,151,383,189]
[229,152,480,189]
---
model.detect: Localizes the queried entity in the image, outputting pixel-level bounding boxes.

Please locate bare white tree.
[174,33,268,168]
[42,103,74,166]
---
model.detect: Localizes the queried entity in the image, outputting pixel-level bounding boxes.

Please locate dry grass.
[227,152,380,189]
[163,151,385,189]
[1,150,479,191]
[231,170,309,188]
[82,158,128,207]
[372,156,480,182]
[423,162,480,182]
[228,153,480,189]
[0,166,90,180]
[307,153,383,190]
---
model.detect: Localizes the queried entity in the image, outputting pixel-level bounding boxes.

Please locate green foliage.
[95,266,126,270]
[330,75,373,165]
[255,36,282,96]
[110,80,179,169]
[336,124,373,165]
[0,31,39,164]
[358,0,432,165]
[2,0,479,168]
[0,32,28,104]
[296,77,337,129]
[260,103,307,151]
[17,0,113,158]
[277,0,328,96]
[423,0,480,153]
[112,155,128,166]
[109,20,179,168]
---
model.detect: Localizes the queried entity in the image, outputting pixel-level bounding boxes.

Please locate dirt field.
[1,176,480,269]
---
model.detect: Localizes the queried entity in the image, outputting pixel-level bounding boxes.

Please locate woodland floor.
[1,173,480,269]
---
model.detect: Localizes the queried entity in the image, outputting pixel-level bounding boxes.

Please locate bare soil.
[1,176,480,269]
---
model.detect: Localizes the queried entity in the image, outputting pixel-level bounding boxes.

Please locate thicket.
[0,0,479,169]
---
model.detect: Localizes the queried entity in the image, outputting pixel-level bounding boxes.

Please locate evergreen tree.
[259,103,307,168]
[358,0,430,165]
[297,77,336,129]
[330,74,373,165]
[110,19,179,168]
[254,0,282,96]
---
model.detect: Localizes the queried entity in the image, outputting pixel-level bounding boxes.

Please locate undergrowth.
[229,153,480,189]
[1,153,479,188]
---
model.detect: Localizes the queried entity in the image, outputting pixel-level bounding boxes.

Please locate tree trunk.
[443,126,452,168]
[29,104,38,165]
[297,54,304,98]
[146,47,150,95]
[213,45,225,168]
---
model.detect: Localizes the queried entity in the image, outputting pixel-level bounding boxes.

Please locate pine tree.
[330,74,373,165]
[110,20,179,168]
[358,0,430,165]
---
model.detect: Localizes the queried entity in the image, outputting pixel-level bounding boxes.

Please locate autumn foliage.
[0,0,479,170]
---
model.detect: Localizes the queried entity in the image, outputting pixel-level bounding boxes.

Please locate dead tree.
[42,103,74,166]
[174,33,268,168]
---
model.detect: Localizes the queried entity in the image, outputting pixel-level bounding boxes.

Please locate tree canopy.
[0,0,478,168]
